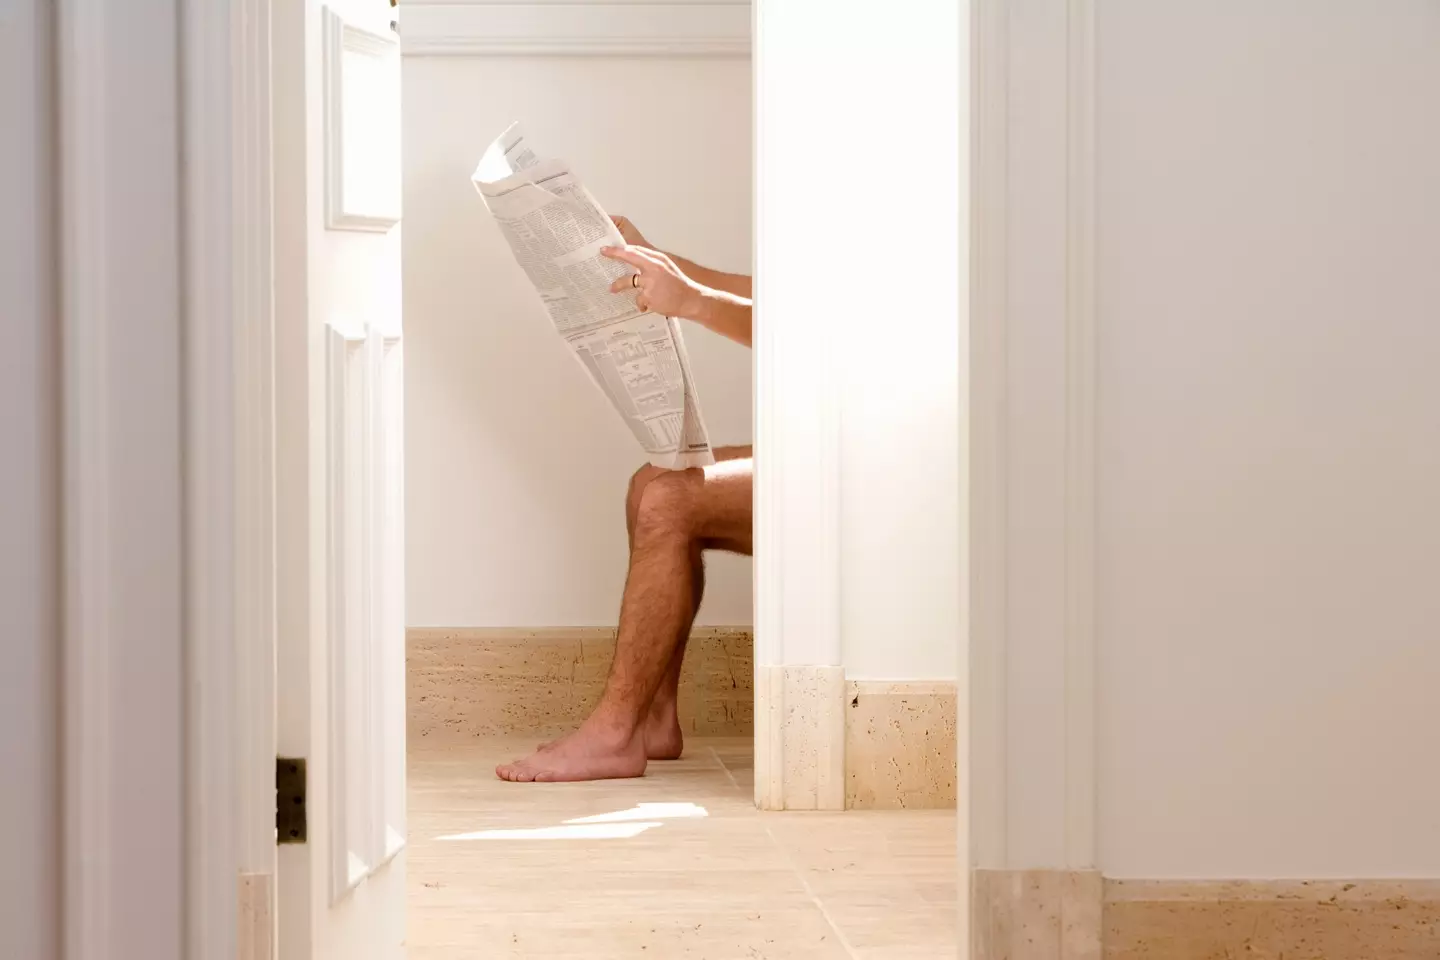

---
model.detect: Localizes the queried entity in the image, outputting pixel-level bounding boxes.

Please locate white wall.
[0,2,61,955]
[756,0,962,679]
[403,55,754,628]
[989,0,1440,880]
[834,0,962,681]
[1094,0,1440,880]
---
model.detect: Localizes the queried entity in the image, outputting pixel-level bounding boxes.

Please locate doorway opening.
[246,1,967,957]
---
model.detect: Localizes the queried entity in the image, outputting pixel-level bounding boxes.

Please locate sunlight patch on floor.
[438,821,664,842]
[438,801,710,841]
[566,801,709,824]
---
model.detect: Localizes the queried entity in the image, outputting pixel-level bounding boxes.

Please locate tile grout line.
[708,745,745,795]
[707,746,860,956]
[760,820,863,960]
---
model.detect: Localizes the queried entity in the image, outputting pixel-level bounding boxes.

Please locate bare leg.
[535,471,701,758]
[498,456,752,782]
[641,446,750,759]
[639,546,703,760]
[537,446,752,760]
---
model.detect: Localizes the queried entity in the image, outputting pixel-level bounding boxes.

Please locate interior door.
[272,2,407,958]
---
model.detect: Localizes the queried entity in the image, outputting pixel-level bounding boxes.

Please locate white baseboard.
[754,665,846,811]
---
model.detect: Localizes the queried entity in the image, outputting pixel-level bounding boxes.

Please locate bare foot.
[536,707,683,761]
[499,721,647,782]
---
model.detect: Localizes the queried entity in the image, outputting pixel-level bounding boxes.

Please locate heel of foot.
[644,722,685,761]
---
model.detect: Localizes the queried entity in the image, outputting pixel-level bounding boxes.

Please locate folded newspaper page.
[472,123,715,470]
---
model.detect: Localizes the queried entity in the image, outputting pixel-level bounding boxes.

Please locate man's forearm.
[687,289,752,347]
[665,252,752,300]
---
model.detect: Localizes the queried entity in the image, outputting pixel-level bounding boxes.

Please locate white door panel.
[275,2,405,958]
[324,324,407,904]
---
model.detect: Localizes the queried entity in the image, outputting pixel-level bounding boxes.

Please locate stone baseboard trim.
[973,870,1104,960]
[238,872,273,960]
[406,626,753,741]
[845,680,957,810]
[754,664,846,811]
[1103,879,1440,960]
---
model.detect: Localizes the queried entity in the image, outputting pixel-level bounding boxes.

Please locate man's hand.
[610,214,753,301]
[610,215,652,250]
[602,244,707,321]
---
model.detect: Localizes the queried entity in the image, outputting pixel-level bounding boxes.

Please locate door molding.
[232,0,281,955]
[967,0,1099,951]
[969,0,1011,875]
[56,0,202,957]
[398,0,752,59]
[182,0,244,957]
[967,0,1101,887]
[1062,0,1100,872]
[322,8,403,232]
[56,0,273,957]
[750,0,845,811]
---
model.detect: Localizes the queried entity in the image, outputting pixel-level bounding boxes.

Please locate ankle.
[582,705,646,744]
[646,695,678,724]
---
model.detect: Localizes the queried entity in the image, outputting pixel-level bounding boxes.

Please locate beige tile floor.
[408,737,958,959]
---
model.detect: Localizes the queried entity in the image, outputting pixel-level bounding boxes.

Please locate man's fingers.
[601,244,662,269]
[611,215,645,244]
[600,245,648,268]
[610,275,641,294]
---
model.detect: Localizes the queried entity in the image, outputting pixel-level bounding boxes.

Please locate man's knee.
[632,468,701,541]
[626,464,668,524]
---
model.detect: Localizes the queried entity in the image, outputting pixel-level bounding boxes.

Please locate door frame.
[58,0,1008,957]
[965,0,1104,951]
[230,0,284,954]
[54,0,247,958]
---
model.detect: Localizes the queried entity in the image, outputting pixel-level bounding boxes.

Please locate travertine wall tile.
[845,681,957,809]
[974,870,1104,960]
[407,627,753,741]
[755,665,846,811]
[1104,879,1440,960]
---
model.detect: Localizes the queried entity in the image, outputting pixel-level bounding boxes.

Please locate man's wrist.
[686,285,719,326]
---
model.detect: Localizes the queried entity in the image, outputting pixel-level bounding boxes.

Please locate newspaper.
[472,123,715,470]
